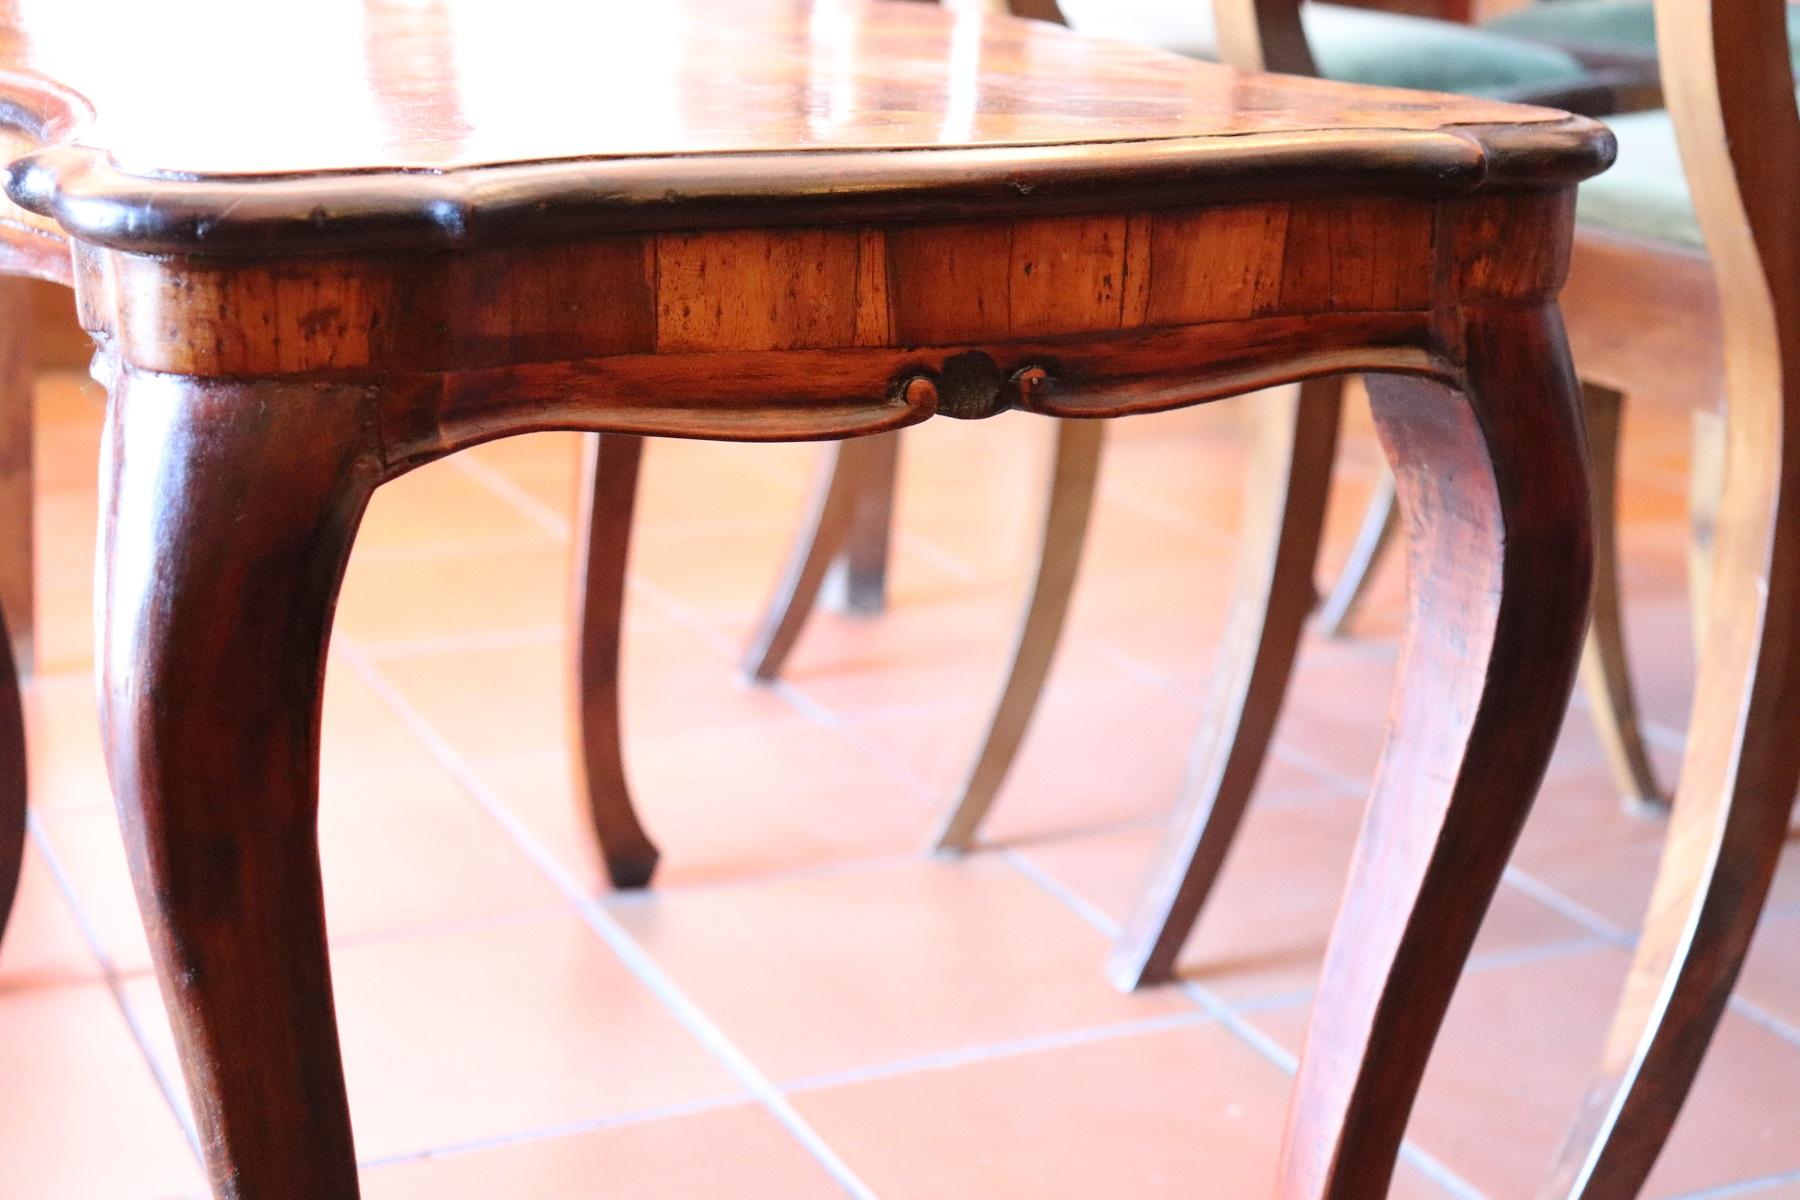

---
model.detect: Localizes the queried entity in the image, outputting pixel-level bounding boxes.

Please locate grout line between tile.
[1225,935,1617,1021]
[354,1092,749,1173]
[349,624,567,658]
[348,533,563,565]
[1724,991,1800,1055]
[25,812,204,1160]
[449,451,574,539]
[1673,1167,1800,1199]
[776,1008,1216,1098]
[376,419,1752,1198]
[889,528,980,584]
[1500,865,1636,945]
[336,639,881,1200]
[1000,844,1489,1200]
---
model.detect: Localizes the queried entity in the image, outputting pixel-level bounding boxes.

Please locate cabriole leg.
[1281,305,1592,1197]
[98,369,379,1200]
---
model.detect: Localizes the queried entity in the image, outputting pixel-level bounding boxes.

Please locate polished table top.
[3,0,1572,172]
[0,0,1609,256]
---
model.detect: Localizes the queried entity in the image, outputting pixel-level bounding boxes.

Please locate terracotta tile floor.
[4,354,1799,1200]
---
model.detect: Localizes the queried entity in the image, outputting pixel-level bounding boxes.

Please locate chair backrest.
[971,0,1310,71]
[1658,0,1800,337]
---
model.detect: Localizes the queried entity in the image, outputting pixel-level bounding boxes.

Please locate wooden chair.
[0,607,22,951]
[1544,2,1800,1193]
[0,277,42,952]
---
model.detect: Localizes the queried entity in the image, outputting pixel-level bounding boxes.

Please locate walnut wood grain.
[1324,379,1668,811]
[0,0,1599,253]
[98,368,378,1200]
[1285,304,1591,1198]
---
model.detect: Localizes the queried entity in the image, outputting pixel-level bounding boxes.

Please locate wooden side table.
[0,1,1610,1196]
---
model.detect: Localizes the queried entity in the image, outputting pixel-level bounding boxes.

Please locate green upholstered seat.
[1483,0,1657,56]
[1486,1,1800,70]
[1574,109,1700,249]
[1059,0,1589,97]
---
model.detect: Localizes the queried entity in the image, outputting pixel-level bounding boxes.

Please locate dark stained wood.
[570,432,660,889]
[1323,379,1668,811]
[1544,0,1800,1193]
[0,2,1613,1194]
[97,368,378,1200]
[1285,304,1591,1198]
[0,272,30,679]
[0,600,21,952]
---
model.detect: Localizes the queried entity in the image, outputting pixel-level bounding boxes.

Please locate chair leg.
[823,429,899,616]
[98,370,376,1199]
[1577,382,1666,813]
[741,431,900,682]
[1104,379,1341,992]
[930,418,1105,853]
[0,608,22,950]
[0,275,29,949]
[1315,465,1397,638]
[1686,404,1724,654]
[570,433,660,889]
[1281,305,1591,1198]
[1542,390,1800,1199]
[0,275,33,680]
